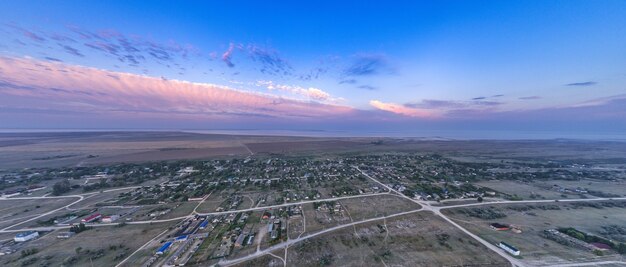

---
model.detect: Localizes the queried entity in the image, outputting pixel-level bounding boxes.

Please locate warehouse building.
[499,241,520,256]
[156,242,173,255]
[81,213,102,223]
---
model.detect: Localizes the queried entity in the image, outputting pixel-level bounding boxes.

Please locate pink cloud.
[0,56,354,120]
[369,100,436,118]
[256,80,336,102]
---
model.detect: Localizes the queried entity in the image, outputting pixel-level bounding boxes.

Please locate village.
[0,151,625,266]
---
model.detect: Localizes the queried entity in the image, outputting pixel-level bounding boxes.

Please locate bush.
[20,248,39,258]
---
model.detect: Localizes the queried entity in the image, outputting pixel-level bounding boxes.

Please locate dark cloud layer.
[339,79,357,84]
[5,24,195,73]
[221,43,235,68]
[343,54,393,77]
[60,45,84,57]
[247,44,293,76]
[357,85,377,90]
[566,81,597,86]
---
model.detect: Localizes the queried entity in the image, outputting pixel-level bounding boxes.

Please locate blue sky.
[0,1,625,136]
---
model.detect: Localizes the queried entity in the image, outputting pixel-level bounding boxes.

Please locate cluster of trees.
[558,227,626,254]
[20,248,39,258]
[52,180,71,195]
[70,223,90,233]
[460,207,507,220]
[82,179,110,192]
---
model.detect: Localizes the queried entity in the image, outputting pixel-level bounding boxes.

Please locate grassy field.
[231,249,284,267]
[5,132,626,169]
[477,180,570,200]
[194,194,228,213]
[338,194,421,222]
[2,222,175,267]
[0,198,76,229]
[536,179,626,197]
[286,211,509,266]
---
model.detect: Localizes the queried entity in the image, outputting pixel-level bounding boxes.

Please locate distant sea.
[0,128,624,141]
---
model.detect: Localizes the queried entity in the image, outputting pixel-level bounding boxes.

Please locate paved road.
[194,192,392,216]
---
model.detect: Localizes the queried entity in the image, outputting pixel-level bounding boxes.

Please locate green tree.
[52,180,71,196]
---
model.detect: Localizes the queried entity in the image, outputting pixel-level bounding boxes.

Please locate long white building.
[14,231,39,242]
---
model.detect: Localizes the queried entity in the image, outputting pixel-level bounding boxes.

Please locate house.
[490,223,509,231]
[101,215,120,223]
[188,196,205,201]
[14,231,39,242]
[234,234,246,248]
[591,242,611,251]
[81,213,102,223]
[499,242,520,256]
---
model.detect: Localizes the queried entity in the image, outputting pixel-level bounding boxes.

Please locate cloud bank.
[369,100,434,118]
[0,56,353,120]
[255,80,337,102]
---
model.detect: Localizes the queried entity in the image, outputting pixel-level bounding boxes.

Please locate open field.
[3,131,626,169]
[231,249,284,267]
[476,180,570,200]
[477,179,626,200]
[2,222,175,267]
[194,193,230,213]
[286,212,509,267]
[0,132,376,169]
[245,140,373,154]
[536,179,626,197]
[444,201,626,266]
[68,190,134,210]
[339,194,421,221]
[0,198,76,229]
